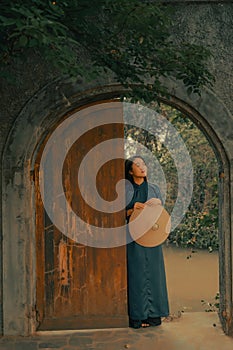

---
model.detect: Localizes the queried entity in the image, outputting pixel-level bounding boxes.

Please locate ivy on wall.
[0,0,214,102]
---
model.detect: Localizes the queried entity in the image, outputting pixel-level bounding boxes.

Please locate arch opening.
[124,100,220,317]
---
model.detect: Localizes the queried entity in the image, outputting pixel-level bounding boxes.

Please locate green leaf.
[28,38,38,47]
[187,87,193,95]
[0,16,16,26]
[18,35,28,47]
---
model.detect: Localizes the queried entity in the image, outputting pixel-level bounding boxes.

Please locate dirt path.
[163,245,219,314]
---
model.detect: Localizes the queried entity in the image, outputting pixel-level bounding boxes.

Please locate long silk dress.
[126,180,169,322]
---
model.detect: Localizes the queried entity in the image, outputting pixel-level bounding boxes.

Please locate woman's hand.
[126,202,146,217]
[146,198,162,206]
[133,202,146,210]
[126,208,134,217]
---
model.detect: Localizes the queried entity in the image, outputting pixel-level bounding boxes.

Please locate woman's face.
[129,157,147,179]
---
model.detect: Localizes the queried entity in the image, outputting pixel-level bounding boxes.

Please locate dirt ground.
[163,244,219,315]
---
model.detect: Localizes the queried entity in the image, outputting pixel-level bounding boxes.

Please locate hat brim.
[129,203,171,247]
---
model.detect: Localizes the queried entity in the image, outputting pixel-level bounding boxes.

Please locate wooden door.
[35,101,128,330]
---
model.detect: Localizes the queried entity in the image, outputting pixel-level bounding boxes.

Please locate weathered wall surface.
[0,1,232,336]
[171,1,233,114]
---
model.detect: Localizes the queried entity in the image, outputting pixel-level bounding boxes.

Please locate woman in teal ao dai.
[125,156,169,329]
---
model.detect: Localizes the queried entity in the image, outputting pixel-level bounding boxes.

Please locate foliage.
[201,292,220,312]
[0,0,214,101]
[124,103,219,250]
[162,105,219,251]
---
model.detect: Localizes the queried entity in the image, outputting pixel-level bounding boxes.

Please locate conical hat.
[129,202,171,247]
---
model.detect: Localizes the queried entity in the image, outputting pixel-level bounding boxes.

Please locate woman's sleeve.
[125,185,134,210]
[125,184,134,222]
[149,183,164,206]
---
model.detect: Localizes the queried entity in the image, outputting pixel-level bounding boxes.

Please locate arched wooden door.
[35,101,128,330]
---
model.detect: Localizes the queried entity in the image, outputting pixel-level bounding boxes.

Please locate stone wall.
[170,1,233,113]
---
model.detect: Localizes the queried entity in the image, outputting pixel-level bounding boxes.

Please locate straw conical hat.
[129,201,171,247]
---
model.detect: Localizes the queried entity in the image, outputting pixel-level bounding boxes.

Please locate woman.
[125,156,169,329]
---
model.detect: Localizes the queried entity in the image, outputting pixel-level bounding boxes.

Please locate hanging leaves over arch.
[0,0,214,101]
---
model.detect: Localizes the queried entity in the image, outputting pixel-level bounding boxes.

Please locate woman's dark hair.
[125,155,147,184]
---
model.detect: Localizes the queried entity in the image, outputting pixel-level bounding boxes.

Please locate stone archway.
[160,94,232,335]
[2,78,233,335]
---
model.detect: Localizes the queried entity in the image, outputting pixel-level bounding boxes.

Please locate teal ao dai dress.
[126,180,169,326]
